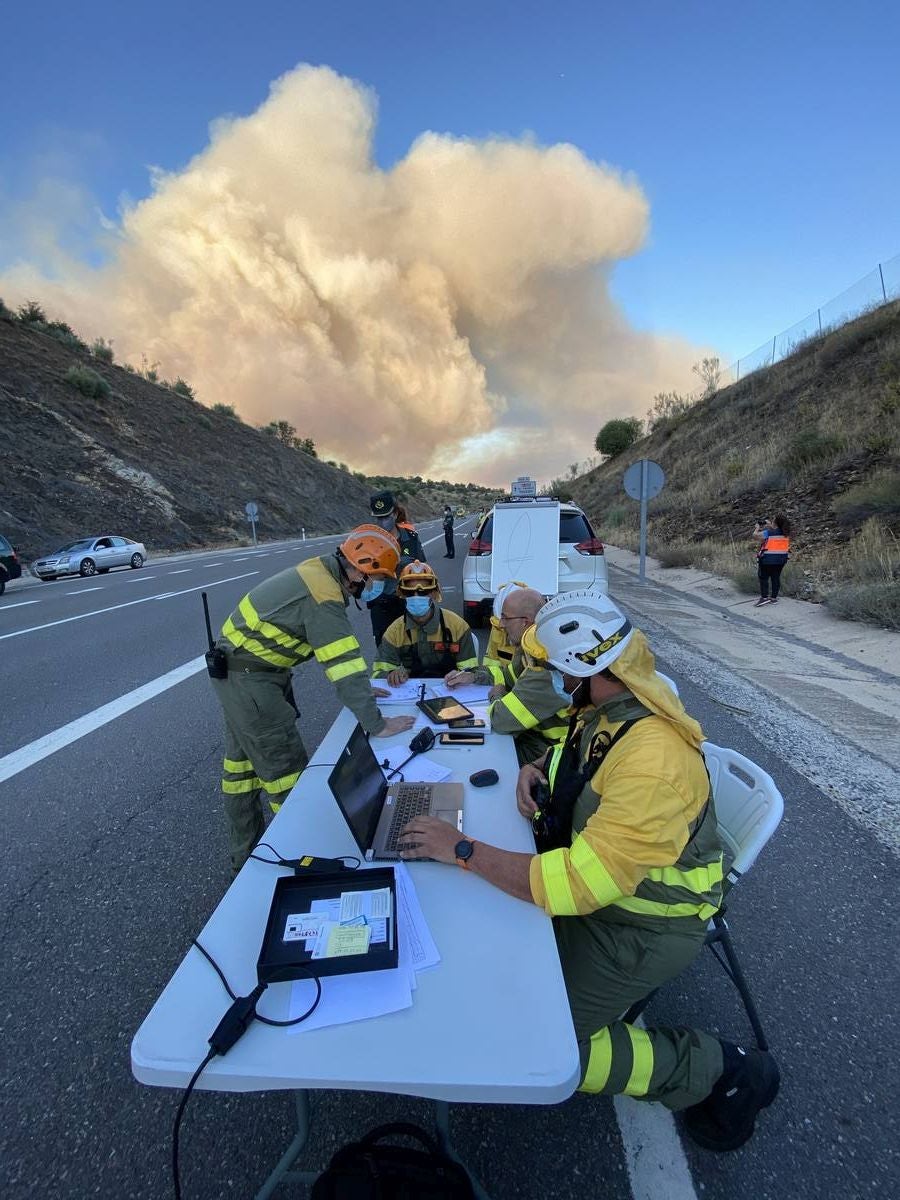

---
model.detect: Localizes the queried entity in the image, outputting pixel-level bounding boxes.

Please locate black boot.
[682,1042,780,1152]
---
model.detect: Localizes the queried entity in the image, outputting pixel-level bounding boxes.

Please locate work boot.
[682,1042,780,1152]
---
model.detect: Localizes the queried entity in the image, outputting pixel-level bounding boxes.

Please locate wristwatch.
[454,838,476,870]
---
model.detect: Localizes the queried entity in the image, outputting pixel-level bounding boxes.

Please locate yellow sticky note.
[326,925,372,958]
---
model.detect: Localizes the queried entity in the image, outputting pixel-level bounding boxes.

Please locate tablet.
[417,695,475,725]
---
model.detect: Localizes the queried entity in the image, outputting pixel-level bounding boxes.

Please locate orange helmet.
[397,560,440,597]
[338,525,401,578]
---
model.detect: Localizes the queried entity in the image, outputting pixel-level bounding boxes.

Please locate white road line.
[168,569,192,574]
[0,600,41,610]
[613,1094,699,1200]
[0,572,258,641]
[0,655,207,784]
[205,562,223,567]
[65,587,103,594]
[125,575,157,581]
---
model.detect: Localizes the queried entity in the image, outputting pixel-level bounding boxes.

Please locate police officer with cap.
[366,490,426,645]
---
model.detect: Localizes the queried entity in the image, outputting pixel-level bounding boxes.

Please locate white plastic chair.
[625,741,784,1049]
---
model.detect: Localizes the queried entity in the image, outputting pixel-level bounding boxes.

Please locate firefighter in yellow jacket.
[212,526,414,873]
[372,561,481,684]
[398,588,780,1151]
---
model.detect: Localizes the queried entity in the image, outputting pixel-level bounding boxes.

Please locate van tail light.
[468,538,492,556]
[575,538,605,556]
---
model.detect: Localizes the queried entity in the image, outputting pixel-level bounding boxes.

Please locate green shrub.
[91,338,114,363]
[603,504,627,528]
[0,297,14,322]
[64,364,110,399]
[780,430,845,472]
[211,402,238,418]
[45,322,88,351]
[832,472,900,524]
[826,581,900,630]
[171,377,195,399]
[595,417,643,458]
[17,299,46,323]
[197,413,212,429]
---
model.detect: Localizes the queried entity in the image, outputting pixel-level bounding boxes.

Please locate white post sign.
[245,500,259,546]
[622,460,665,582]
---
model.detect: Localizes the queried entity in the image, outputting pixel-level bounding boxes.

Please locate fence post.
[818,308,822,334]
[879,263,887,302]
[736,359,740,381]
[771,335,777,365]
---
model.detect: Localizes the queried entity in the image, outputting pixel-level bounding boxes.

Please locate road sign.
[244,501,259,518]
[623,460,665,500]
[510,476,537,498]
[622,459,666,582]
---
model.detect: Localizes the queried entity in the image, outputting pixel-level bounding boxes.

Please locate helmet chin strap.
[335,550,365,603]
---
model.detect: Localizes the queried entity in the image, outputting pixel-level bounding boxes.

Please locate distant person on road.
[367,490,426,646]
[211,525,415,874]
[372,561,481,685]
[399,589,780,1152]
[442,505,455,558]
[753,514,791,606]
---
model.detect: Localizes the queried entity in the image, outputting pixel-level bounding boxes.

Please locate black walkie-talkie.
[202,592,228,679]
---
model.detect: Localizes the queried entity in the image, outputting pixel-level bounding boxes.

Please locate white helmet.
[522,588,633,677]
[492,580,529,622]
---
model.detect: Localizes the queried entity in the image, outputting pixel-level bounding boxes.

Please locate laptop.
[327,724,464,861]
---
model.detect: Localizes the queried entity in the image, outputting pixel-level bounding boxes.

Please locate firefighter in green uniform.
[398,588,780,1152]
[212,525,415,873]
[367,490,426,646]
[483,581,569,764]
[372,561,481,684]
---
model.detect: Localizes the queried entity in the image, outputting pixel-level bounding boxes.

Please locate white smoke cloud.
[0,64,707,484]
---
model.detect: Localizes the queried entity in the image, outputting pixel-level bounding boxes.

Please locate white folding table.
[132,702,580,1196]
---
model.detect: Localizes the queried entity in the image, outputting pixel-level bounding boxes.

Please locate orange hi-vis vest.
[758,533,790,561]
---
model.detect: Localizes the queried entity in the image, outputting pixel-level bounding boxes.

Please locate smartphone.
[439,732,486,746]
[448,718,486,729]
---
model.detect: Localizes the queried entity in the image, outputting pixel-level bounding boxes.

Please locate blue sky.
[2,0,898,364]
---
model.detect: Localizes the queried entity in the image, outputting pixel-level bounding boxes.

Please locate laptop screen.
[327,724,388,852]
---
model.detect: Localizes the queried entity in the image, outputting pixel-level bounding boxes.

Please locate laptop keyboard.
[385,785,432,850]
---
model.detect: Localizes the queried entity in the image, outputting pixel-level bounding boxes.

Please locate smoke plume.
[0,65,704,484]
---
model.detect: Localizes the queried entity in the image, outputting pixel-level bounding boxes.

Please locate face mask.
[549,668,574,702]
[374,515,395,531]
[360,579,385,602]
[405,596,432,618]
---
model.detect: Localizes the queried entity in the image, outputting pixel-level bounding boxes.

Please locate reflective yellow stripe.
[540,849,578,915]
[222,777,260,794]
[326,656,367,682]
[372,661,395,675]
[581,1027,613,1093]
[646,860,724,894]
[315,635,359,663]
[569,838,623,908]
[239,596,308,653]
[540,722,569,742]
[222,618,295,667]
[613,896,719,920]
[457,656,479,669]
[497,691,537,728]
[623,1026,654,1096]
[259,771,301,794]
[269,800,282,814]
[223,757,253,773]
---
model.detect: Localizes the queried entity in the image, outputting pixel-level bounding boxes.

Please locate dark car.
[0,533,23,596]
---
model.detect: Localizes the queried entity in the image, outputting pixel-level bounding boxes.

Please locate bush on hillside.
[171,377,194,399]
[212,402,238,418]
[826,580,900,630]
[656,546,696,569]
[64,364,111,399]
[91,338,114,363]
[0,297,14,322]
[780,430,845,473]
[832,471,900,525]
[595,417,642,458]
[17,300,46,324]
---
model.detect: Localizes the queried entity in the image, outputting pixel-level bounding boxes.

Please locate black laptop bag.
[310,1121,475,1200]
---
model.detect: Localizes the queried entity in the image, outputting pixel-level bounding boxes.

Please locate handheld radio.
[202,592,228,679]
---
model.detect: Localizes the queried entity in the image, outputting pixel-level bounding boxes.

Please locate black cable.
[382,751,414,781]
[172,945,324,1196]
[249,842,361,871]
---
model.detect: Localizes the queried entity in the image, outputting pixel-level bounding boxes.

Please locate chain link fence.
[720,251,900,387]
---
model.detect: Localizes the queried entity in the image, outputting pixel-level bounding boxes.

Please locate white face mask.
[548,668,574,702]
[405,596,432,618]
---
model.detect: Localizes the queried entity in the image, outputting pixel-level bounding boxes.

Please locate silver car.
[32,535,148,581]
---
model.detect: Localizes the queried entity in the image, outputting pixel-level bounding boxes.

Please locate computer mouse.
[469,769,499,788]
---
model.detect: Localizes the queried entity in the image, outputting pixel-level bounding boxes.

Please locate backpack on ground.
[310,1121,475,1200]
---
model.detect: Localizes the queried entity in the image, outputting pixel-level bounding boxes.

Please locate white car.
[461,500,608,627]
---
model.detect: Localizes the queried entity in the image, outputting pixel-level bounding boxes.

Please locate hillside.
[569,301,900,628]
[0,313,498,561]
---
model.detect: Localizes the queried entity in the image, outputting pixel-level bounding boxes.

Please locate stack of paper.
[378,746,452,784]
[371,678,492,707]
[287,862,439,1033]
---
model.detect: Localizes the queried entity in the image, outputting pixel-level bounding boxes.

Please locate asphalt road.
[1,526,897,1200]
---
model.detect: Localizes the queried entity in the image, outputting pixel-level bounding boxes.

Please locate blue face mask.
[548,668,573,702]
[405,596,432,618]
[360,579,385,603]
[374,515,395,531]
